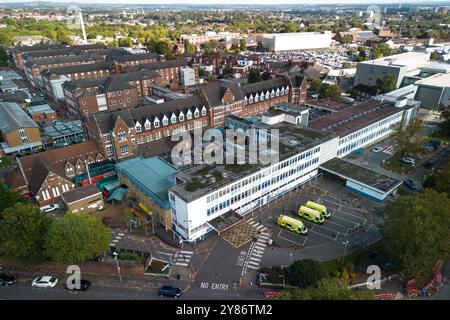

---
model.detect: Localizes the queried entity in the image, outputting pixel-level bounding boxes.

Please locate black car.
[404,179,418,191]
[65,279,91,291]
[0,274,16,286]
[159,285,181,298]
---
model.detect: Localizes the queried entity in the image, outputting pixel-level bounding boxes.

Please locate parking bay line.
[330,214,360,226]
[306,226,339,241]
[277,229,308,246]
[333,210,367,224]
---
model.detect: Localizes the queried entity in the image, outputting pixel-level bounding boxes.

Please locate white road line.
[260,227,268,232]
[334,210,367,222]
[247,260,260,266]
[248,221,258,226]
[254,244,266,251]
[175,262,188,267]
[258,235,270,240]
[249,256,261,262]
[247,264,260,270]
[332,214,359,226]
[180,250,193,254]
[260,232,270,236]
[308,229,339,241]
[256,225,264,230]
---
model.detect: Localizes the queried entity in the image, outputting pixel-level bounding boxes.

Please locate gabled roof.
[17,141,102,194]
[241,77,289,96]
[126,58,189,72]
[200,82,244,106]
[111,52,160,63]
[0,102,38,135]
[42,61,113,77]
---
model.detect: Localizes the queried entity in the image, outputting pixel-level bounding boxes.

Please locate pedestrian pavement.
[241,219,271,275]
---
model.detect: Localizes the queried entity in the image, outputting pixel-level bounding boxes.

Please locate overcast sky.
[0,0,447,5]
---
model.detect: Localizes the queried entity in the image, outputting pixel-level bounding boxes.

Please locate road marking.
[256,224,264,230]
[175,262,188,267]
[260,232,270,236]
[254,244,266,251]
[247,264,260,270]
[247,260,260,266]
[180,250,193,255]
[249,256,261,262]
[252,251,263,258]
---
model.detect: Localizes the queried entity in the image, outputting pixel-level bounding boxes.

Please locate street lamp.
[289,253,293,264]
[341,240,349,266]
[113,252,122,283]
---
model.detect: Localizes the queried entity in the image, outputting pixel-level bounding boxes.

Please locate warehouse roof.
[0,101,38,135]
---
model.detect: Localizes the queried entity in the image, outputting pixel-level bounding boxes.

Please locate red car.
[22,193,33,200]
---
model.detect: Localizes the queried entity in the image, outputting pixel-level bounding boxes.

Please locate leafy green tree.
[0,185,24,215]
[371,43,393,59]
[288,259,327,288]
[376,74,397,93]
[438,108,450,138]
[318,84,341,99]
[0,203,51,261]
[44,212,112,264]
[392,118,425,162]
[309,78,322,93]
[247,69,261,84]
[184,39,194,54]
[339,34,353,44]
[118,37,133,48]
[423,161,450,194]
[381,190,450,280]
[0,46,8,67]
[282,278,374,300]
[239,39,247,52]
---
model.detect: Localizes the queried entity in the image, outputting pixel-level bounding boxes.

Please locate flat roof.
[305,98,352,112]
[61,184,102,204]
[416,72,450,88]
[115,156,178,209]
[320,158,403,193]
[170,121,335,203]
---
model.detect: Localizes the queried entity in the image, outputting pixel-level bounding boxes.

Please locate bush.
[288,259,328,289]
[118,250,140,261]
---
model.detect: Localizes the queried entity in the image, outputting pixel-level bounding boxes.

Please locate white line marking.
[247,264,260,270]
[175,262,188,267]
[247,260,260,266]
[249,256,261,262]
[180,250,193,254]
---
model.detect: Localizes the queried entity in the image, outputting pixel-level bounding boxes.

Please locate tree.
[0,46,8,67]
[287,259,327,288]
[339,34,353,44]
[438,108,450,138]
[0,203,51,261]
[423,161,450,194]
[239,39,247,52]
[247,69,261,84]
[121,209,133,233]
[184,39,194,54]
[309,78,322,93]
[118,37,133,48]
[44,212,112,264]
[376,74,397,93]
[392,118,425,162]
[0,185,24,215]
[371,43,393,59]
[318,83,341,99]
[282,278,373,300]
[381,190,450,280]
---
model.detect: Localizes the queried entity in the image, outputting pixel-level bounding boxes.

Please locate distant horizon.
[1,0,449,5]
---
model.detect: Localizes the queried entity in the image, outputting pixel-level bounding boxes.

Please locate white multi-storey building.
[262,32,332,52]
[167,97,418,242]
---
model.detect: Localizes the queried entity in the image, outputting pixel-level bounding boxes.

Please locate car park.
[31,276,58,288]
[404,179,418,191]
[39,204,60,213]
[0,274,16,286]
[159,285,181,298]
[371,146,383,153]
[65,279,91,291]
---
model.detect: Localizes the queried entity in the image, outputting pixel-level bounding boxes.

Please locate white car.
[31,276,58,288]
[40,204,60,213]
[402,157,416,165]
[371,146,384,153]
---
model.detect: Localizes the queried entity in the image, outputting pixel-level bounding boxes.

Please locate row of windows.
[206,157,319,216]
[135,109,206,132]
[109,98,131,106]
[107,89,130,97]
[338,126,393,156]
[206,147,320,204]
[244,87,289,105]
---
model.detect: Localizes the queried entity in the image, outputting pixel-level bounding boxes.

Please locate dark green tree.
[382,189,450,280]
[0,185,24,215]
[0,203,51,261]
[287,259,328,288]
[376,74,397,93]
[239,39,247,52]
[44,212,112,264]
[247,69,261,84]
[0,46,8,67]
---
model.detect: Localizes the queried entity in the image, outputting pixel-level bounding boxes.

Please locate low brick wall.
[0,259,144,276]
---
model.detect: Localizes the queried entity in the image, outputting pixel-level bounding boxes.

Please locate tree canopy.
[0,185,24,215]
[381,189,450,280]
[44,212,112,264]
[247,69,261,84]
[0,203,51,262]
[287,259,328,288]
[392,118,425,161]
[376,74,397,93]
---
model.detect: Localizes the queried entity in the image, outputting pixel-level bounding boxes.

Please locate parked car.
[402,157,416,165]
[65,279,91,291]
[404,179,418,191]
[39,204,60,213]
[159,285,181,298]
[371,146,384,153]
[31,276,58,288]
[22,192,33,200]
[0,274,16,286]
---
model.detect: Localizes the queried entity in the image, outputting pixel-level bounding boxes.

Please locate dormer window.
[154,120,160,128]
[186,111,192,120]
[144,120,151,130]
[163,118,169,126]
[201,108,207,116]
[135,122,142,133]
[266,91,270,99]
[260,93,264,100]
[270,90,275,98]
[249,95,254,103]
[194,110,200,118]
[171,114,177,124]
[179,114,184,121]
[276,89,280,97]
[244,96,248,105]
[254,95,259,102]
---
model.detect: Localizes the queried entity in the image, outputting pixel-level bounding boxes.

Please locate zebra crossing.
[109,231,125,249]
[241,219,271,275]
[383,145,396,155]
[173,250,194,267]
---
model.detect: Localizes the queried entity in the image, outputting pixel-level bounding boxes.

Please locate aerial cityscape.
[0,0,449,306]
